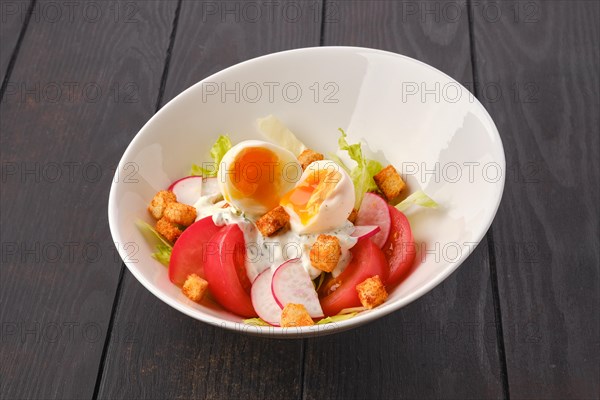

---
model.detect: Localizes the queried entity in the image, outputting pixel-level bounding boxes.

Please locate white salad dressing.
[193,190,357,283]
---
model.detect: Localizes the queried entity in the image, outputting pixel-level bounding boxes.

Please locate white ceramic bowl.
[108,47,504,338]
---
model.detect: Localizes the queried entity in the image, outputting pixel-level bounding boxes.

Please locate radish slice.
[272,259,324,318]
[251,269,282,326]
[355,192,391,248]
[201,177,220,196]
[351,225,381,241]
[168,176,203,206]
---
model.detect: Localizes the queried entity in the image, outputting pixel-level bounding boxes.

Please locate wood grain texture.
[302,1,504,399]
[96,1,322,398]
[471,0,600,398]
[0,1,176,398]
[0,0,31,82]
[161,0,322,104]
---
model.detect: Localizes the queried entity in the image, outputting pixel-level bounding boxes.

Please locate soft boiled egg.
[280,160,355,234]
[218,140,301,217]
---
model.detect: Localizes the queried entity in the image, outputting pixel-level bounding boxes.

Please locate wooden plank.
[0,1,177,398]
[96,1,322,398]
[0,0,32,81]
[302,1,505,398]
[470,1,600,398]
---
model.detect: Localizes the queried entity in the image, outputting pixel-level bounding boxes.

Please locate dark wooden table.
[1,1,598,399]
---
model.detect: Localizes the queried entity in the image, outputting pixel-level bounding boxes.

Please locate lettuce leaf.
[135,220,173,266]
[151,244,172,267]
[316,306,367,325]
[395,190,439,212]
[313,272,326,291]
[336,128,383,208]
[191,134,232,177]
[257,115,306,156]
[243,318,270,326]
[327,152,351,174]
[316,312,358,325]
[338,306,367,314]
[243,307,366,327]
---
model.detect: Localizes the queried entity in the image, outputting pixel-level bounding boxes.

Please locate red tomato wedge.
[383,205,416,288]
[169,216,222,286]
[204,224,257,317]
[319,239,388,316]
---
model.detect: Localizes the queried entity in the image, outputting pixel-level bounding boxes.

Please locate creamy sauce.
[193,189,357,283]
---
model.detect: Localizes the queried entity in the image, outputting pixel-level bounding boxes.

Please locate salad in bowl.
[108,47,505,337]
[138,115,437,327]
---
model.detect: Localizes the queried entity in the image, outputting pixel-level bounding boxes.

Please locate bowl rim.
[108,46,505,338]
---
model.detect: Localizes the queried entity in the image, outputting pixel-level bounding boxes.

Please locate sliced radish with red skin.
[355,192,391,248]
[168,176,203,206]
[351,225,381,241]
[251,269,282,326]
[271,259,324,318]
[201,177,219,197]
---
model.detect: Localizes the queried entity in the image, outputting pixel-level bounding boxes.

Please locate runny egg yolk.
[280,167,341,225]
[227,146,283,212]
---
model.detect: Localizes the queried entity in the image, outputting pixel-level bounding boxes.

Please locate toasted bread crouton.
[155,217,182,243]
[182,273,208,302]
[148,190,177,220]
[348,208,358,223]
[310,234,341,272]
[163,202,197,226]
[256,206,290,237]
[356,275,388,309]
[281,303,314,327]
[373,165,406,201]
[297,149,324,170]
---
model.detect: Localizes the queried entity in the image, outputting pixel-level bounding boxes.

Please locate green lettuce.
[191,134,232,177]
[242,307,367,327]
[313,272,326,291]
[151,244,172,266]
[317,312,359,325]
[336,128,383,208]
[135,220,172,266]
[243,318,270,326]
[327,152,351,175]
[395,190,439,212]
[257,115,306,156]
[316,306,367,325]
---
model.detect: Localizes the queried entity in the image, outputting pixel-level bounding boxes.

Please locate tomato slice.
[204,224,257,317]
[169,216,222,286]
[319,239,388,316]
[383,205,416,288]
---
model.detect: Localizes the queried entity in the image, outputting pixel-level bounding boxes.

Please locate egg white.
[282,160,355,234]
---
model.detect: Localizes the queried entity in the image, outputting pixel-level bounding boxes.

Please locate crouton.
[155,217,182,243]
[356,275,388,309]
[373,165,406,201]
[255,206,290,237]
[182,273,208,302]
[148,190,177,220]
[163,202,197,226]
[297,149,324,170]
[348,208,358,223]
[310,234,341,273]
[281,303,314,327]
